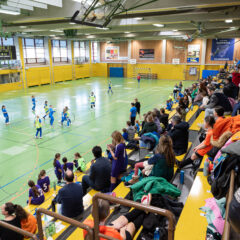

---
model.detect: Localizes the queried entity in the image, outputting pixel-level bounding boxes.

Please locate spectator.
[62,157,74,172]
[168,116,189,156]
[183,95,189,108]
[27,180,44,205]
[107,131,127,192]
[37,170,50,193]
[159,108,169,129]
[191,84,198,100]
[0,203,23,240]
[223,77,238,99]
[229,187,240,234]
[55,170,83,218]
[134,98,141,120]
[139,115,157,136]
[152,112,162,134]
[177,116,215,168]
[84,199,139,240]
[73,152,86,172]
[176,106,186,122]
[126,121,136,141]
[53,153,63,183]
[82,146,111,195]
[129,103,137,126]
[232,97,240,116]
[202,84,232,117]
[173,84,178,99]
[122,128,128,141]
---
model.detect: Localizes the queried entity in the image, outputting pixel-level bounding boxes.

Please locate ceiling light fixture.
[21,32,27,34]
[69,22,76,25]
[134,17,143,20]
[225,19,233,23]
[173,29,178,32]
[124,31,130,34]
[96,27,109,30]
[153,24,164,27]
[0,8,20,15]
[85,33,90,35]
[49,34,56,37]
[20,26,27,28]
[50,30,63,32]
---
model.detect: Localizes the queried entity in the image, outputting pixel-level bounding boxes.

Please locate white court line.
[90,128,100,132]
[2,145,29,156]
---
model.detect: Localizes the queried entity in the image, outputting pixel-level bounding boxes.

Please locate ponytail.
[74,152,81,158]
[53,153,61,167]
[62,157,68,171]
[28,180,39,197]
[4,202,27,220]
[38,169,46,180]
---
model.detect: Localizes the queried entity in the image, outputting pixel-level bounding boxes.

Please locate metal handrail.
[36,208,94,240]
[0,220,38,240]
[92,192,176,240]
[222,170,235,240]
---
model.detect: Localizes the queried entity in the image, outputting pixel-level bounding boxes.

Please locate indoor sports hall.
[0,0,240,240]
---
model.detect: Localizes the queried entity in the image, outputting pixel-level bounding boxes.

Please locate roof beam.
[33,0,62,7]
[9,0,47,9]
[6,1,33,11]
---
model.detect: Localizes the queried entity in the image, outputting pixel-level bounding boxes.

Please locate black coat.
[223,82,239,99]
[168,121,189,156]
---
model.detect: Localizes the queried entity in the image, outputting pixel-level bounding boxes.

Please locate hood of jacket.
[174,121,189,131]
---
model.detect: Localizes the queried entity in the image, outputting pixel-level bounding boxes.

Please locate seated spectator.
[195,90,209,118]
[214,106,224,121]
[177,116,215,168]
[166,99,172,111]
[107,131,127,191]
[202,84,232,117]
[159,108,169,129]
[84,199,142,240]
[27,180,44,205]
[168,116,189,156]
[122,128,128,141]
[229,187,240,234]
[152,112,162,134]
[232,97,240,116]
[62,157,74,172]
[176,106,186,122]
[183,95,189,108]
[82,146,111,195]
[73,152,86,172]
[153,108,160,120]
[223,77,238,99]
[135,120,140,132]
[176,90,184,100]
[0,203,23,240]
[191,84,198,100]
[126,121,136,141]
[37,170,50,193]
[54,170,83,218]
[139,115,157,136]
[130,135,174,184]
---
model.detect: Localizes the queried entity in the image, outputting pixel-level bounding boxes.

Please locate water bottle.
[180,170,184,184]
[203,160,209,176]
[53,181,56,191]
[74,174,78,182]
[154,227,160,240]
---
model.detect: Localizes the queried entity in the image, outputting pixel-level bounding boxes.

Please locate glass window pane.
[80,49,85,57]
[60,40,67,47]
[54,57,60,62]
[60,48,67,58]
[37,58,45,63]
[35,39,43,47]
[27,58,37,63]
[74,41,79,48]
[52,40,59,47]
[80,42,85,48]
[74,48,80,58]
[36,48,44,58]
[25,38,34,47]
[26,48,36,58]
[61,57,67,62]
[53,47,60,57]
[2,38,14,46]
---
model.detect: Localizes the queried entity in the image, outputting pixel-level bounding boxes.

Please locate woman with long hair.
[107,131,128,191]
[37,170,50,193]
[27,180,44,205]
[53,153,63,183]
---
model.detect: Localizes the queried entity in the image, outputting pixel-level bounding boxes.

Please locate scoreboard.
[0,46,17,60]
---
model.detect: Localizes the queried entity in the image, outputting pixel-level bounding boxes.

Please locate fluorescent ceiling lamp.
[6,1,33,11]
[33,0,62,7]
[21,32,27,34]
[134,17,143,20]
[85,33,90,35]
[124,31,130,33]
[153,24,164,27]
[49,34,56,37]
[50,30,63,32]
[0,8,20,15]
[225,19,233,23]
[86,35,95,38]
[20,25,27,28]
[173,29,178,32]
[69,22,76,24]
[96,27,109,30]
[9,0,47,9]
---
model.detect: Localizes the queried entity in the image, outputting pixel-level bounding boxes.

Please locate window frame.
[23,38,46,64]
[73,41,87,63]
[52,39,68,63]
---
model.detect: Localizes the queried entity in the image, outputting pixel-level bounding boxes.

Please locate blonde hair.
[156,135,175,167]
[111,131,125,144]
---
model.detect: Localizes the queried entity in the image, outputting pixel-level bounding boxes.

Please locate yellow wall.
[75,63,90,79]
[91,63,108,77]
[53,65,73,83]
[25,67,51,86]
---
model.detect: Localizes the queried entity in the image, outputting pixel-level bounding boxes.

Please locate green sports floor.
[0,77,194,209]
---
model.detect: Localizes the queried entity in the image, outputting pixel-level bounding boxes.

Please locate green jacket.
[130,176,181,201]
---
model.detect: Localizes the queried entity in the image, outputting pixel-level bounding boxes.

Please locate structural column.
[162,39,166,64]
[18,37,27,88]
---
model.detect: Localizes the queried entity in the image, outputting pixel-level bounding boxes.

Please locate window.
[23,38,45,64]
[91,41,99,62]
[74,41,87,63]
[0,37,14,46]
[52,40,68,63]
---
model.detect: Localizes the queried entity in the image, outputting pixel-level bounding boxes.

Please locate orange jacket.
[21,214,37,236]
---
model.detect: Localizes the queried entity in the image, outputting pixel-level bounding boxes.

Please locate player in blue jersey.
[108,80,113,94]
[2,105,9,125]
[61,106,71,127]
[34,115,42,139]
[32,95,36,112]
[43,100,48,120]
[37,170,50,193]
[46,105,56,127]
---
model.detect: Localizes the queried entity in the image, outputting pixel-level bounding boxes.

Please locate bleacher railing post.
[0,220,38,240]
[92,192,176,240]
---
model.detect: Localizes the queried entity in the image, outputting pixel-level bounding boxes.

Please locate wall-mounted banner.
[139,49,154,59]
[211,39,235,61]
[105,46,119,60]
[187,44,200,63]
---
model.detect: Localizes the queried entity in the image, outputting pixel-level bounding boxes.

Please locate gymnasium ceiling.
[1,0,240,41]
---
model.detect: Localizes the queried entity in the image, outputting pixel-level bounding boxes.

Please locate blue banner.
[211,38,234,61]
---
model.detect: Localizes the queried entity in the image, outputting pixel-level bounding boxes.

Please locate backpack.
[211,154,240,199]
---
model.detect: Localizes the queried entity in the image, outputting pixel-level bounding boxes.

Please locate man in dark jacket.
[168,116,189,156]
[223,77,239,99]
[202,84,232,117]
[82,146,111,195]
